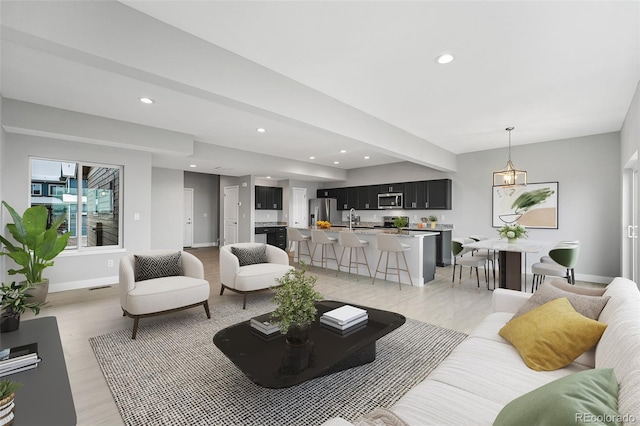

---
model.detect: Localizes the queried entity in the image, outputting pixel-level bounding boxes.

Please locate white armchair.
[119,250,211,339]
[219,243,294,309]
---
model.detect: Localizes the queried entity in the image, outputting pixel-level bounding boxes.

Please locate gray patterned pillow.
[231,245,268,267]
[134,252,183,282]
[513,282,610,320]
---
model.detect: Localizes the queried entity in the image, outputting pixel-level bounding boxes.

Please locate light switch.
[134,213,140,221]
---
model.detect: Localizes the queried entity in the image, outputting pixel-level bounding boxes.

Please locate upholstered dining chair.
[469,234,496,288]
[451,239,487,289]
[531,243,580,292]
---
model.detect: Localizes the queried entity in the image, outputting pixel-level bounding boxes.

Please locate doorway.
[623,153,638,281]
[183,188,194,248]
[291,187,308,228]
[223,185,239,246]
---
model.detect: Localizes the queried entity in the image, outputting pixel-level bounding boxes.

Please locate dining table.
[463,238,553,291]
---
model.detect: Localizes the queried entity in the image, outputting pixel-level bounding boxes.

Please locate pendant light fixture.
[493,127,527,187]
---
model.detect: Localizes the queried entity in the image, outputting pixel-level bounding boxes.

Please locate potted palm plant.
[0,201,70,304]
[0,379,21,424]
[271,263,323,345]
[0,281,43,333]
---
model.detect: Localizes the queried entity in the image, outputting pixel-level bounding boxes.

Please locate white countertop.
[300,227,438,238]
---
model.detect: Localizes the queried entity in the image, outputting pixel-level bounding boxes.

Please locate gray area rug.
[89,295,467,426]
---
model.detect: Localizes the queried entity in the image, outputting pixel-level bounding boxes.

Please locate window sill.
[58,248,126,258]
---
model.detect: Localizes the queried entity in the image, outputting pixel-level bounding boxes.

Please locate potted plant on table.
[498,223,528,243]
[0,281,43,333]
[271,263,323,345]
[0,379,21,424]
[0,201,70,304]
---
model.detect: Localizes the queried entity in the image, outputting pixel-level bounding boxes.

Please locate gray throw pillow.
[231,245,268,267]
[513,282,610,320]
[134,252,183,282]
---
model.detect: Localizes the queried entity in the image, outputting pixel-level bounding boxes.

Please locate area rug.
[89,296,467,426]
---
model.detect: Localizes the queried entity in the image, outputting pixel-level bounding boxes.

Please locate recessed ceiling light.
[340,150,347,153]
[257,128,266,133]
[309,156,316,160]
[266,176,271,179]
[189,164,197,168]
[139,97,155,104]
[364,156,370,159]
[334,161,340,165]
[435,53,454,64]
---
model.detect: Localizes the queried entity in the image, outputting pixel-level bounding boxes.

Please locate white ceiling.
[1,1,639,181]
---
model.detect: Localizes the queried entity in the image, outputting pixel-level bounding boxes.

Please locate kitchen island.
[293,227,438,286]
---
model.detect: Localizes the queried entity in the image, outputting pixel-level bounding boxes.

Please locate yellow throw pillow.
[499,298,607,371]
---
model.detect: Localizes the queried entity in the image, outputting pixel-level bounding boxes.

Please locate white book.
[0,360,40,378]
[322,305,367,325]
[320,315,368,331]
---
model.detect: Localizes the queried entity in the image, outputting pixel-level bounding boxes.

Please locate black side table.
[0,316,76,425]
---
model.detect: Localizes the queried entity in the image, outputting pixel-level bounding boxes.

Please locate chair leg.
[372,252,384,284]
[384,251,390,281]
[242,294,247,310]
[336,246,346,277]
[310,243,318,267]
[219,285,225,296]
[131,317,140,340]
[362,247,372,278]
[396,252,402,290]
[401,251,413,286]
[203,300,211,319]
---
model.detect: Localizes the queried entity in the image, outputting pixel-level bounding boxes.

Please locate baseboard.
[49,276,118,293]
[190,242,218,248]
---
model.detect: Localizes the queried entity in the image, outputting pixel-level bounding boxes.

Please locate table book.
[0,343,40,377]
[321,305,367,325]
[250,313,280,335]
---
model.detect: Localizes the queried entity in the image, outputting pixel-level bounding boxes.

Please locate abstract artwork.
[492,182,558,229]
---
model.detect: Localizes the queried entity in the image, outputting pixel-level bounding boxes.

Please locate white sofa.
[324,277,640,425]
[119,250,211,339]
[219,243,294,309]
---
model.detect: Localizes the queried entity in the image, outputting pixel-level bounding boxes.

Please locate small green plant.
[0,379,21,399]
[393,217,408,231]
[427,215,438,222]
[271,263,323,334]
[0,281,43,317]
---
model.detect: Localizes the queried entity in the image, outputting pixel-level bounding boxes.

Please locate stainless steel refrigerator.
[309,198,340,226]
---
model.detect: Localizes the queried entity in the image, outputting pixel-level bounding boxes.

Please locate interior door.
[623,153,638,281]
[183,188,194,248]
[223,185,239,245]
[291,187,308,228]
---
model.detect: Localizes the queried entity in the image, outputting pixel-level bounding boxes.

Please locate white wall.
[151,168,184,250]
[1,133,153,292]
[184,171,219,247]
[325,133,621,282]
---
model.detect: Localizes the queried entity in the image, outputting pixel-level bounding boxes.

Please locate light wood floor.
[24,247,598,425]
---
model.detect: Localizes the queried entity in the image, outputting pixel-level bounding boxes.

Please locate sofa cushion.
[126,276,209,315]
[550,278,607,296]
[234,263,293,292]
[134,252,183,282]
[513,282,609,320]
[494,369,620,426]
[499,298,607,371]
[231,245,268,266]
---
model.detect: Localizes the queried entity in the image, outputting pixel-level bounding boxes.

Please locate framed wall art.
[492,182,558,229]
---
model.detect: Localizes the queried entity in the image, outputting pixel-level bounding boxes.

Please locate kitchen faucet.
[349,208,357,231]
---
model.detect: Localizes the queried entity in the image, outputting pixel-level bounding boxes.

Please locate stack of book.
[0,343,41,377]
[250,313,280,335]
[320,305,368,334]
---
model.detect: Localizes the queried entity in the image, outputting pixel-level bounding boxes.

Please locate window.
[30,158,122,250]
[31,183,42,196]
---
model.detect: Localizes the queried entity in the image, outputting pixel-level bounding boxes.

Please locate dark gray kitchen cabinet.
[427,179,452,210]
[356,185,378,210]
[317,188,338,198]
[255,186,283,210]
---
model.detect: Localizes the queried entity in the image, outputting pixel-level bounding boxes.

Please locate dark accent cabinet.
[435,230,452,267]
[356,185,378,210]
[255,226,287,250]
[255,186,283,210]
[427,179,452,210]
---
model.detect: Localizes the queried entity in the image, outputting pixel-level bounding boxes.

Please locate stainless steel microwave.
[378,193,403,209]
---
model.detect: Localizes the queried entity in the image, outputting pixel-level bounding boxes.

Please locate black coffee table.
[213,301,405,388]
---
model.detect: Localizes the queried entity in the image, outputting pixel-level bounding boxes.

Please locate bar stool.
[336,231,371,281]
[311,229,338,272]
[372,233,413,290]
[287,228,312,264]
